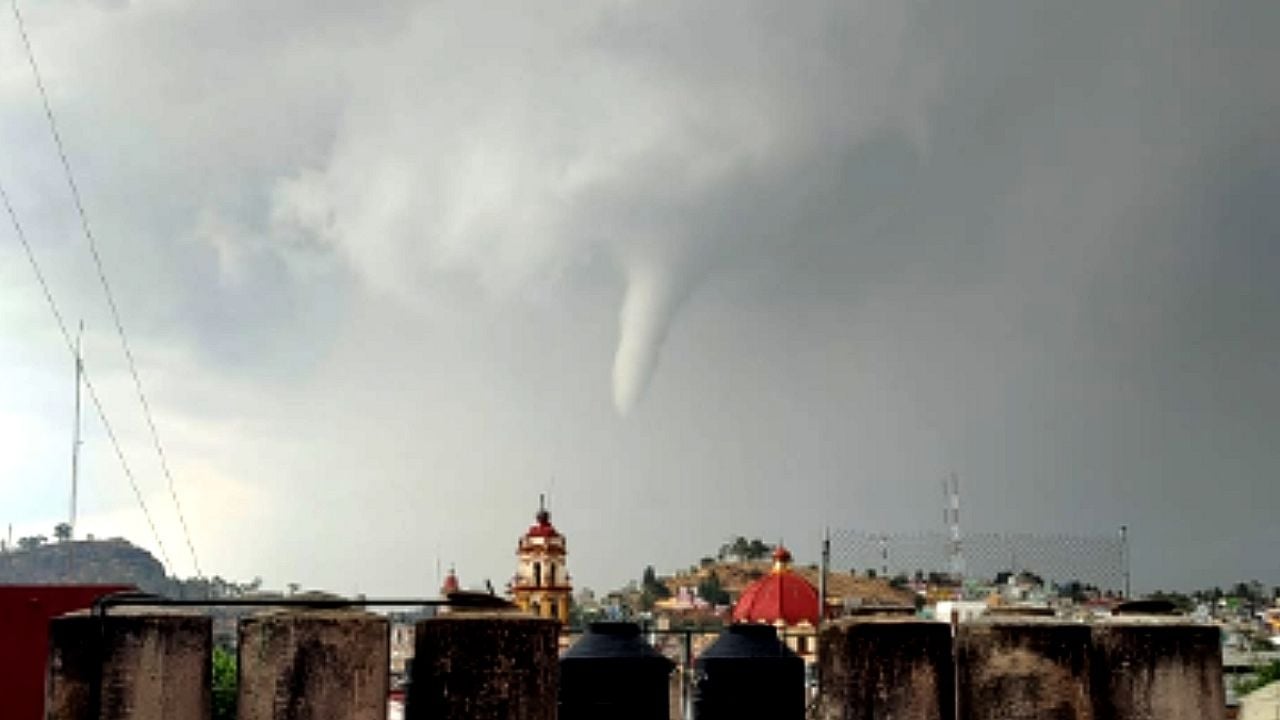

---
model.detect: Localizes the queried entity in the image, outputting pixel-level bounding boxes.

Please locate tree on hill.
[717,537,774,562]
[718,537,746,561]
[745,539,773,560]
[54,523,72,542]
[17,535,47,551]
[1145,589,1193,612]
[639,565,671,610]
[697,571,731,606]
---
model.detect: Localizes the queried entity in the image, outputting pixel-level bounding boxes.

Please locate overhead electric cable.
[11,0,203,578]
[1,178,174,573]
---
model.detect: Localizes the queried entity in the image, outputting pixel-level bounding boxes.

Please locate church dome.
[526,507,562,538]
[731,546,820,627]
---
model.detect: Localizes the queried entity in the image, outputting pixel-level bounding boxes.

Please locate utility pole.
[819,528,830,623]
[1120,525,1130,599]
[818,528,830,692]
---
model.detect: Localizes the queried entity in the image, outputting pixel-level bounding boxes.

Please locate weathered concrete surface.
[1091,621,1224,720]
[45,609,211,720]
[237,610,389,720]
[818,616,954,720]
[958,620,1094,720]
[406,612,558,720]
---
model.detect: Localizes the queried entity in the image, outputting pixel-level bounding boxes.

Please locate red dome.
[731,547,819,627]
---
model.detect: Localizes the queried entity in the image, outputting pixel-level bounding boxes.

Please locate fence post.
[819,529,830,622]
[1119,525,1130,599]
[684,629,694,719]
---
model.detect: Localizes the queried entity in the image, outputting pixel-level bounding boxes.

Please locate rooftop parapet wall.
[818,616,954,720]
[237,610,389,720]
[46,609,211,720]
[44,610,1222,720]
[820,617,1222,720]
[957,620,1095,720]
[406,612,559,720]
[1091,620,1224,720]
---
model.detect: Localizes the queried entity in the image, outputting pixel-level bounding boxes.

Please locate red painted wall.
[0,585,132,720]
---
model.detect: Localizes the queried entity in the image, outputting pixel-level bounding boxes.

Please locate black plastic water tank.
[692,624,805,720]
[559,622,674,720]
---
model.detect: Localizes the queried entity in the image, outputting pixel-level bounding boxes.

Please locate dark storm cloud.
[0,0,1275,591]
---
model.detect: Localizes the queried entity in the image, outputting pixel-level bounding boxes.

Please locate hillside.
[664,560,915,607]
[0,537,171,594]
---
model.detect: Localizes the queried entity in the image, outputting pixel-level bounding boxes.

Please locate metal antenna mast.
[70,321,83,538]
[944,472,964,580]
[66,321,83,578]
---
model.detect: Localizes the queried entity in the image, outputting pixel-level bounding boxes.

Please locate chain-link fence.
[826,529,1129,594]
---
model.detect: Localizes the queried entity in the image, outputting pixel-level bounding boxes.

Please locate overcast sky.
[1,0,1277,596]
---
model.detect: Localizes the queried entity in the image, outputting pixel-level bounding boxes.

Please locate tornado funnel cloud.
[612,266,684,415]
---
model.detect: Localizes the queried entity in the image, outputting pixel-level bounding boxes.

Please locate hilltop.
[0,537,167,591]
[662,560,916,607]
[606,540,918,620]
[0,536,259,598]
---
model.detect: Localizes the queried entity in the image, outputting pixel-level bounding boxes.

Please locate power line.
[10,0,203,578]
[1,178,174,574]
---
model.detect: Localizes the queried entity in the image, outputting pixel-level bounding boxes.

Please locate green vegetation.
[1235,659,1280,697]
[16,535,47,551]
[696,571,731,605]
[716,537,774,562]
[639,565,671,610]
[212,646,237,720]
[1143,589,1195,611]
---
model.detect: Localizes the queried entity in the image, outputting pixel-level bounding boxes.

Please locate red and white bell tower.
[511,496,571,622]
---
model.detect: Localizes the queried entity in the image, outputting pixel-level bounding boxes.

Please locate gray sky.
[1,0,1277,596]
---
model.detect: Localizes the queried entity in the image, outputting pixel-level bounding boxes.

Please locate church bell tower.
[511,496,571,622]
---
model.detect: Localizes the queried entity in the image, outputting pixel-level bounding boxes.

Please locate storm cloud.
[1,0,1276,593]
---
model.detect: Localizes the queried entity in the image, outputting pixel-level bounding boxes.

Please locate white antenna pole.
[946,472,964,580]
[70,321,83,539]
